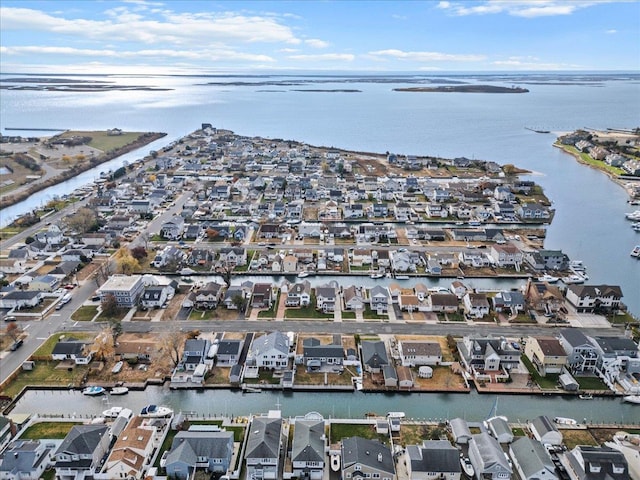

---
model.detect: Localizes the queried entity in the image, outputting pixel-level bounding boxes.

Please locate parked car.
[10,339,23,351]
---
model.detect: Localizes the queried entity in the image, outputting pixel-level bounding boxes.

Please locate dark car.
[10,339,23,351]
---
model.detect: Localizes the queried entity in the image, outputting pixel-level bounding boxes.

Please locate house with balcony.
[0,439,57,480]
[251,283,274,309]
[194,282,224,309]
[398,341,442,367]
[54,425,111,480]
[315,284,337,313]
[490,244,523,269]
[244,416,283,480]
[524,279,565,315]
[564,446,628,480]
[468,433,512,480]
[291,419,325,480]
[524,336,568,376]
[491,291,525,314]
[163,430,234,480]
[558,328,599,375]
[343,285,366,311]
[246,331,290,370]
[565,284,623,314]
[457,336,522,382]
[407,440,462,480]
[286,281,311,307]
[369,285,390,314]
[160,216,185,240]
[463,292,491,319]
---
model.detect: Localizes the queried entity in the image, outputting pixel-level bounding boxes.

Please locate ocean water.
[1,73,639,314]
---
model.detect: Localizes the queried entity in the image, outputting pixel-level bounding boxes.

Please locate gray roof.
[449,418,472,442]
[251,331,289,357]
[0,440,49,475]
[471,432,512,472]
[291,420,324,464]
[342,436,395,475]
[52,340,87,356]
[408,440,461,474]
[487,416,513,443]
[217,340,242,355]
[304,343,344,359]
[361,341,389,369]
[565,446,629,480]
[55,425,108,467]
[560,328,595,348]
[529,416,559,436]
[245,417,282,460]
[165,431,233,466]
[510,437,556,479]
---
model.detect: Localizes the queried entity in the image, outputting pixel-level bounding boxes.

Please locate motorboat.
[111,361,124,374]
[331,454,341,471]
[537,274,559,283]
[370,272,384,279]
[110,386,129,395]
[140,404,173,417]
[622,395,640,404]
[578,393,593,400]
[631,222,640,231]
[102,406,124,418]
[625,210,640,220]
[386,411,406,418]
[553,416,577,425]
[82,386,105,396]
[460,456,475,477]
[297,271,310,278]
[563,274,585,284]
[630,246,640,258]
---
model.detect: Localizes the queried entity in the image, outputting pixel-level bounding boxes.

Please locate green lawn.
[257,293,280,319]
[0,361,89,397]
[362,307,388,320]
[71,305,98,321]
[341,311,357,319]
[21,421,81,439]
[559,145,626,176]
[33,333,94,357]
[330,423,388,444]
[577,376,609,390]
[95,308,130,322]
[59,130,145,153]
[285,305,333,319]
[520,355,559,389]
[244,369,281,385]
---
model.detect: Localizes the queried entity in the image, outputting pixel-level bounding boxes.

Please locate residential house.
[564,446,629,480]
[565,284,623,313]
[399,341,442,367]
[528,416,562,446]
[315,284,337,313]
[383,365,398,388]
[558,328,599,375]
[491,291,525,314]
[361,340,389,373]
[282,254,298,273]
[524,279,565,315]
[463,292,491,319]
[291,420,325,480]
[517,203,551,220]
[468,433,512,480]
[343,285,366,310]
[140,284,174,309]
[152,245,186,269]
[244,416,283,480]
[99,416,162,480]
[115,338,155,363]
[450,281,468,299]
[54,425,111,480]
[449,418,472,445]
[188,248,215,267]
[341,436,396,480]
[509,437,558,480]
[369,285,390,314]
[0,440,56,480]
[303,337,344,369]
[490,244,523,269]
[246,331,290,370]
[215,340,243,366]
[428,293,459,313]
[51,340,93,365]
[458,336,522,378]
[181,339,210,371]
[524,336,568,376]
[0,258,27,275]
[286,281,311,307]
[0,291,42,310]
[486,416,513,444]
[407,440,462,480]
[160,216,185,240]
[525,250,568,271]
[194,282,224,309]
[251,283,274,309]
[163,430,234,479]
[97,274,145,308]
[222,286,250,310]
[26,274,59,292]
[218,247,247,267]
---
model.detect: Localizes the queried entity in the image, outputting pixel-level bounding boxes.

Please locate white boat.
[622,395,640,404]
[297,271,310,278]
[110,386,129,395]
[578,393,593,400]
[625,210,640,220]
[102,406,125,418]
[370,272,384,279]
[82,386,105,396]
[386,411,406,418]
[631,223,640,231]
[140,404,173,417]
[630,246,640,258]
[537,274,559,283]
[331,454,341,471]
[563,274,585,284]
[460,456,475,477]
[553,416,577,425]
[111,361,123,374]
[395,275,410,280]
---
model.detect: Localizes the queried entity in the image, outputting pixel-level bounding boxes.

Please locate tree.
[115,247,140,274]
[64,207,97,234]
[91,328,115,361]
[130,246,147,261]
[219,264,234,287]
[205,228,219,240]
[95,260,113,285]
[101,293,118,318]
[5,323,21,341]
[159,329,186,368]
[231,293,246,312]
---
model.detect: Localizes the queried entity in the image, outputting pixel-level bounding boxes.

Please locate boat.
[625,210,640,220]
[460,455,475,477]
[578,393,593,400]
[632,223,640,231]
[297,271,310,278]
[102,406,124,418]
[140,404,173,417]
[82,386,105,396]
[110,386,129,395]
[370,272,384,279]
[630,246,640,258]
[395,275,410,280]
[243,386,262,393]
[386,411,406,418]
[537,274,559,283]
[553,416,577,425]
[563,274,585,284]
[111,361,123,374]
[622,395,640,404]
[330,454,341,471]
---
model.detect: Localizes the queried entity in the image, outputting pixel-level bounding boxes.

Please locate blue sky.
[1,0,638,73]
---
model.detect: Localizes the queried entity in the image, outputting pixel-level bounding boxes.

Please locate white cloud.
[288,53,355,61]
[369,49,486,62]
[278,48,299,53]
[606,29,617,33]
[0,6,301,45]
[304,38,330,48]
[492,59,583,69]
[437,1,625,18]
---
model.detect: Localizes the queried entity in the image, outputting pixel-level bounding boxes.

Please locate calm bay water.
[1,73,639,319]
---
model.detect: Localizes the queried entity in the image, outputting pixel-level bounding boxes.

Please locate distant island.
[394,85,529,93]
[291,89,361,93]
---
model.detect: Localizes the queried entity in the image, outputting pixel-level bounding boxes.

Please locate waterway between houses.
[11,386,639,425]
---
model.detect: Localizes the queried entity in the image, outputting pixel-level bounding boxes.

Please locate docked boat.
[370,272,384,279]
[622,395,640,404]
[140,404,173,417]
[537,274,559,283]
[110,386,129,395]
[395,275,410,280]
[386,411,406,418]
[625,210,640,220]
[630,246,640,258]
[330,454,341,471]
[82,386,105,396]
[563,274,586,284]
[553,416,577,425]
[578,393,593,400]
[102,406,125,418]
[460,456,475,477]
[297,271,310,278]
[632,223,640,231]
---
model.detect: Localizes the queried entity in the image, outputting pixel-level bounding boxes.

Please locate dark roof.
[408,440,461,473]
[341,436,394,474]
[567,284,623,299]
[166,431,233,465]
[361,341,389,368]
[52,341,87,356]
[217,340,242,355]
[55,425,108,466]
[245,417,282,460]
[291,420,324,464]
[560,328,595,349]
[566,446,628,480]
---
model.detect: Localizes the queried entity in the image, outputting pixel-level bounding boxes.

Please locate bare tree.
[159,328,187,368]
[91,328,115,361]
[101,293,118,318]
[95,259,113,286]
[64,207,97,234]
[5,323,21,341]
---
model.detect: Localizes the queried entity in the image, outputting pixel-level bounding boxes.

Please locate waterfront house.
[361,340,389,373]
[163,430,234,479]
[407,439,462,480]
[486,416,513,444]
[194,282,224,309]
[491,291,525,314]
[222,285,250,310]
[457,336,521,381]
[524,336,568,376]
[489,243,523,269]
[591,335,640,391]
[54,425,111,480]
[468,433,512,480]
[99,416,162,480]
[509,437,558,480]
[97,274,145,308]
[369,285,390,314]
[303,337,344,370]
[152,245,186,269]
[428,293,460,313]
[180,339,210,371]
[525,249,568,271]
[463,292,491,319]
[286,281,312,307]
[398,341,442,367]
[140,284,173,309]
[51,339,93,365]
[564,446,629,480]
[517,203,551,220]
[246,331,290,370]
[0,440,57,480]
[315,284,337,313]
[291,420,325,479]
[565,284,623,314]
[215,339,243,366]
[449,418,472,444]
[343,285,366,310]
[115,338,155,363]
[244,416,283,480]
[524,279,565,315]
[528,416,562,446]
[251,283,274,309]
[217,247,247,267]
[558,328,599,375]
[341,436,396,480]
